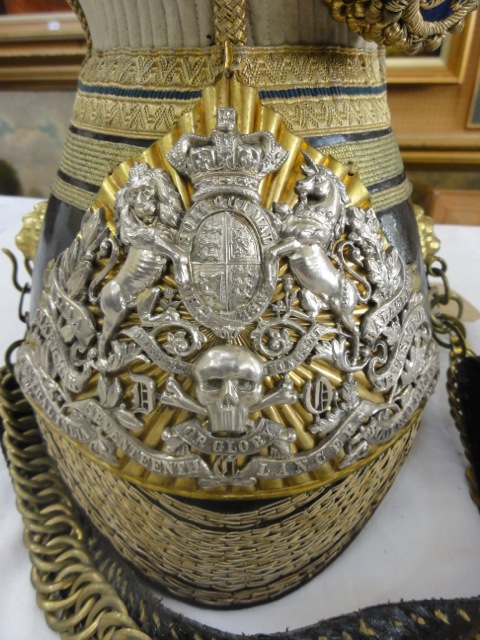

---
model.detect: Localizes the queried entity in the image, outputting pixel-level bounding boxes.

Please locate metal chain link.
[426,254,480,509]
[0,366,151,640]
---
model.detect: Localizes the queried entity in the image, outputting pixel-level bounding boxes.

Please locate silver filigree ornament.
[16,107,439,490]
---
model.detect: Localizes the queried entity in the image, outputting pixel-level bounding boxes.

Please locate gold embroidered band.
[51,177,96,212]
[78,45,384,93]
[72,45,389,139]
[53,44,410,215]
[313,131,404,187]
[371,180,413,213]
[52,125,408,214]
[58,132,147,188]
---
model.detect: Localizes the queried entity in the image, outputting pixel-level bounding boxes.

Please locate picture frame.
[467,61,480,128]
[386,13,476,84]
[0,10,85,88]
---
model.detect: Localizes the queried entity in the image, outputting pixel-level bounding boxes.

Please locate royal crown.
[167,108,288,201]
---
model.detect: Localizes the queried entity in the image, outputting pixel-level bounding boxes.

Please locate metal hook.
[2,248,25,292]
[18,283,31,325]
[5,339,24,373]
[2,247,31,325]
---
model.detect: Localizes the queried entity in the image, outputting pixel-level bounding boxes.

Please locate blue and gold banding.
[54,45,410,220]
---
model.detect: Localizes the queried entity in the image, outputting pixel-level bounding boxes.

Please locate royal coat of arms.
[16,100,438,495]
[168,107,287,338]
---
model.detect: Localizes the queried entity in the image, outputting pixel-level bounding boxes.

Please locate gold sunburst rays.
[63,70,385,496]
[91,73,370,227]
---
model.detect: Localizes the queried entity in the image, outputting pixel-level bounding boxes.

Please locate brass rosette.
[324,0,477,54]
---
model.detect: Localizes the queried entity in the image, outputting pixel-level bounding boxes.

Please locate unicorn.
[269,155,364,356]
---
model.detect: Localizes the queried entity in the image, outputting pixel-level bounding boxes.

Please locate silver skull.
[193,345,264,435]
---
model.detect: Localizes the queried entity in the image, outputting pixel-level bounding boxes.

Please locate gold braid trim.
[0,367,149,640]
[51,175,96,212]
[315,132,403,188]
[35,407,422,605]
[370,179,413,212]
[266,94,390,137]
[78,46,384,92]
[71,95,201,140]
[59,133,146,188]
[68,129,401,188]
[71,46,388,139]
[55,125,406,214]
[235,45,385,88]
[213,0,247,46]
[79,47,223,89]
[71,89,390,141]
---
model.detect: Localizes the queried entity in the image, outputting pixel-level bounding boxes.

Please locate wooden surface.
[428,189,480,225]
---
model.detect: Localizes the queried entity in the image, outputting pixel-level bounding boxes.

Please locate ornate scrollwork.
[17,104,438,491]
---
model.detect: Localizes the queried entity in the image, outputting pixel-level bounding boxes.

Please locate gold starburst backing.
[30,73,424,500]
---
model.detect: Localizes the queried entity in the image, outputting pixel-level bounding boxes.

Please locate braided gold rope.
[213,0,247,46]
[67,0,92,52]
[326,0,477,53]
[0,367,150,640]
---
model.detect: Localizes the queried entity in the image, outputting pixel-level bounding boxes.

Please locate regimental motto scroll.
[17,78,438,498]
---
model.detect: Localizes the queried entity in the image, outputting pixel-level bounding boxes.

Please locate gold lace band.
[54,45,396,212]
[72,45,388,139]
[52,123,409,214]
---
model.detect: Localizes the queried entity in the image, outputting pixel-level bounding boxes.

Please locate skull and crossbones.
[160,345,297,436]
